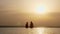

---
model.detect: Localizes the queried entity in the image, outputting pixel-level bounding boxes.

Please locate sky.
[0,0,60,26]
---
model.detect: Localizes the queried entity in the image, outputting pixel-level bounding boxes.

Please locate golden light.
[37,27,45,34]
[34,5,47,15]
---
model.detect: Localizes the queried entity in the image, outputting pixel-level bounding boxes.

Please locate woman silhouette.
[25,22,28,28]
[30,21,34,28]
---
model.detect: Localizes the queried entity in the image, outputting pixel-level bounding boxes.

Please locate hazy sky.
[0,0,60,26]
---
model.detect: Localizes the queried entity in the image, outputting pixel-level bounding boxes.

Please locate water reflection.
[0,27,60,34]
[35,27,45,34]
[25,27,60,34]
[28,27,48,34]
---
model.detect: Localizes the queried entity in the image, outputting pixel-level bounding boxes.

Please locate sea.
[0,27,60,34]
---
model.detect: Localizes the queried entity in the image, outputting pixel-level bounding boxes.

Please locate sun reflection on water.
[29,27,47,34]
[35,27,46,34]
[37,28,45,34]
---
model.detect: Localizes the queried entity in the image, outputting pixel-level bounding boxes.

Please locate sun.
[35,6,47,14]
